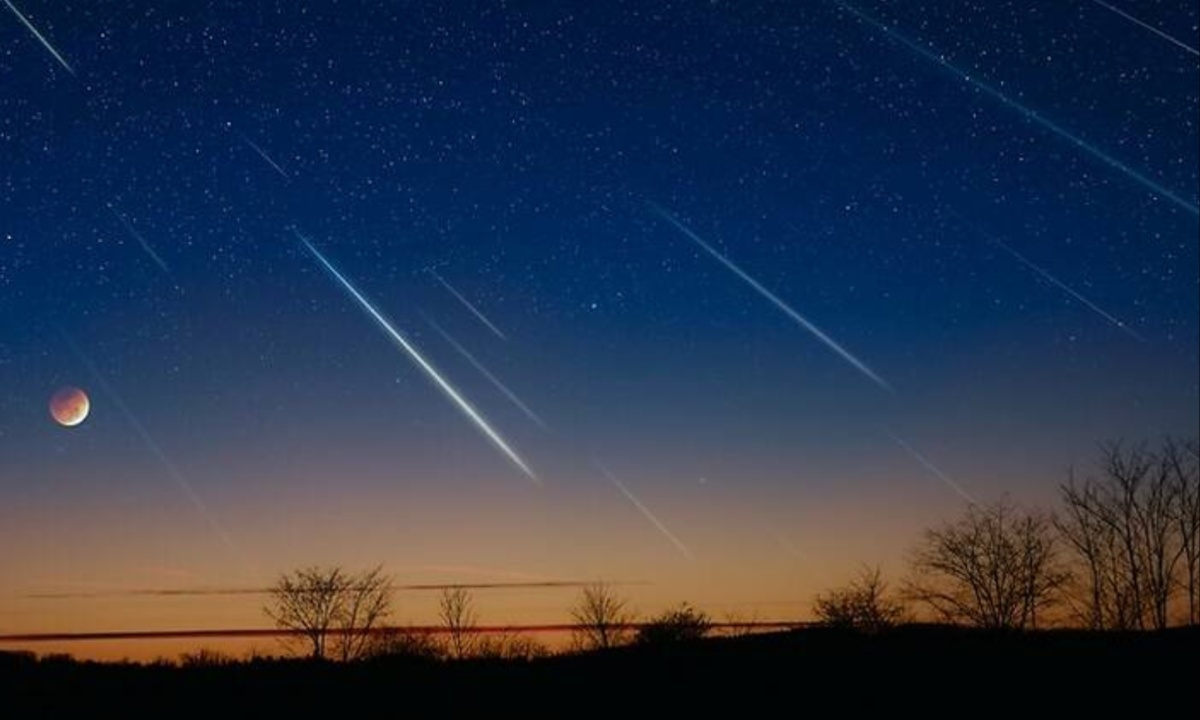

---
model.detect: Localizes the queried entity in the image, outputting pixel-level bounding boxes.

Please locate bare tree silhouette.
[1058,474,1122,629]
[1058,440,1197,629]
[438,587,478,659]
[264,565,391,660]
[905,499,1068,629]
[570,582,633,650]
[1165,438,1200,625]
[813,565,906,631]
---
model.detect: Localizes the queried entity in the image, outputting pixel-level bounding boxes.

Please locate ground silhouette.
[4,625,1197,715]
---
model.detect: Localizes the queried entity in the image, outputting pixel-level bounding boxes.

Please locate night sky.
[1,1,1197,656]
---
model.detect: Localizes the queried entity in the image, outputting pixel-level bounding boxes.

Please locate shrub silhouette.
[635,603,711,645]
[812,566,905,632]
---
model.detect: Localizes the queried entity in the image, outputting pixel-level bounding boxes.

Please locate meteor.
[295,230,539,484]
[764,526,805,562]
[106,204,170,275]
[1089,0,1198,57]
[886,429,976,504]
[422,314,551,431]
[991,236,1145,342]
[240,134,290,179]
[837,1,1199,217]
[429,269,508,340]
[3,0,74,75]
[59,330,238,553]
[651,204,892,392]
[949,209,1144,341]
[598,463,695,561]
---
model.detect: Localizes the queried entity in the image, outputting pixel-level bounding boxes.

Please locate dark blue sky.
[0,0,1196,637]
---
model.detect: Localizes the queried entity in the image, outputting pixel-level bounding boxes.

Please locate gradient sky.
[1,0,1197,660]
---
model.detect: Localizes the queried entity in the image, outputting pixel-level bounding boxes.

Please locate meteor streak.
[3,0,74,75]
[1089,0,1198,57]
[764,526,805,562]
[652,204,892,392]
[240,134,290,179]
[58,330,238,553]
[949,209,1144,341]
[423,315,551,431]
[598,463,694,561]
[295,230,539,484]
[886,429,976,504]
[107,204,170,275]
[837,1,1199,217]
[992,236,1145,342]
[429,269,508,340]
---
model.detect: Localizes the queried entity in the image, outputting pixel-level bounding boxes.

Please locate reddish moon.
[49,386,90,427]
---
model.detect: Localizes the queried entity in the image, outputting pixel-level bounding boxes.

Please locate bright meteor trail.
[652,204,892,392]
[837,1,1199,217]
[422,315,551,431]
[3,0,74,75]
[598,463,694,561]
[429,269,508,340]
[295,230,539,484]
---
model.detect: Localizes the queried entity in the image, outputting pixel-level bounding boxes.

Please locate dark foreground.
[4,626,1198,715]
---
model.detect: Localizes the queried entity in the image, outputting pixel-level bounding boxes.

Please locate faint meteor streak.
[764,526,805,562]
[106,204,170,274]
[991,236,1145,342]
[295,230,539,484]
[886,429,976,504]
[429,269,508,340]
[1089,0,1198,57]
[58,330,238,553]
[651,204,892,392]
[837,1,1199,217]
[239,134,290,179]
[3,0,74,75]
[948,208,1144,341]
[598,463,695,561]
[422,315,551,431]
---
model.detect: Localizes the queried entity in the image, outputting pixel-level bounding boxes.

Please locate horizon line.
[0,621,807,644]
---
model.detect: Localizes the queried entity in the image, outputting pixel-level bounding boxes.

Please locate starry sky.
[1,1,1197,658]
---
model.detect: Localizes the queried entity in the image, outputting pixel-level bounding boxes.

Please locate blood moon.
[49,386,90,427]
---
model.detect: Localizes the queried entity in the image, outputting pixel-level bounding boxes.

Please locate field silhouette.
[4,625,1197,715]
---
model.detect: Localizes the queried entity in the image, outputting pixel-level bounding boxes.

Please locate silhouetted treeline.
[5,438,1197,713]
[815,438,1200,631]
